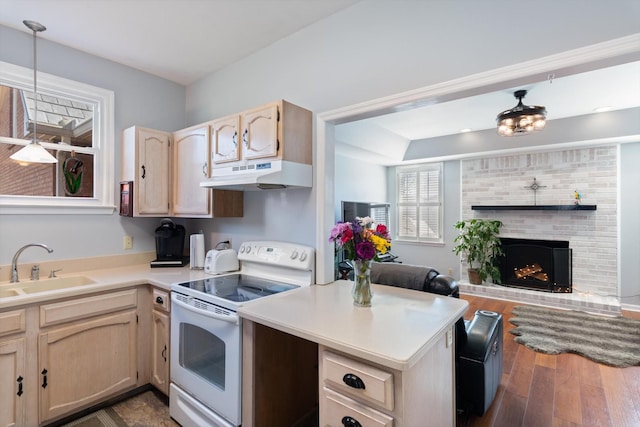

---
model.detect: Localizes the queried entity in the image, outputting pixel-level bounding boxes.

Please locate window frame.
[0,61,115,214]
[395,162,444,244]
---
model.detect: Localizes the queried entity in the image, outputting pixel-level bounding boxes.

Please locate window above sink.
[0,61,115,214]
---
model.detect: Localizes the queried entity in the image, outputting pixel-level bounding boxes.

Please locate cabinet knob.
[342,373,366,389]
[341,416,362,427]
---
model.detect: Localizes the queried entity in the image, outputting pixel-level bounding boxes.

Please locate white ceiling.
[0,0,360,85]
[1,0,638,161]
[354,61,640,141]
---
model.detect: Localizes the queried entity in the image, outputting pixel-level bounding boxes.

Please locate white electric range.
[169,240,314,427]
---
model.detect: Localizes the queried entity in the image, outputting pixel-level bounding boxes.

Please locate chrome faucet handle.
[31,264,40,280]
[49,268,63,278]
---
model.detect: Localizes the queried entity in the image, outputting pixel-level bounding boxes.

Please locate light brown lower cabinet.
[38,309,137,423]
[0,288,141,426]
[0,336,26,427]
[150,309,170,394]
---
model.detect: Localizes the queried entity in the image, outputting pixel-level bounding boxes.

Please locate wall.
[0,24,186,267]
[184,0,640,262]
[2,1,639,268]
[334,154,387,221]
[620,143,640,301]
[460,146,618,297]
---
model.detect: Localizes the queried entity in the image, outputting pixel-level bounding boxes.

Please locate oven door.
[170,292,241,426]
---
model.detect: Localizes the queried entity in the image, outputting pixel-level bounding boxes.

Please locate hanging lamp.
[10,20,58,165]
[496,90,547,137]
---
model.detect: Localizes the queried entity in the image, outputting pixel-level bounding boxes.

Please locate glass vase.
[352,259,373,307]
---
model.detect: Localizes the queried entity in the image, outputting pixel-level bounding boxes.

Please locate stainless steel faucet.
[10,243,54,283]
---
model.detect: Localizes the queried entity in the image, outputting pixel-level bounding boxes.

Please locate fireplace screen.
[498,238,572,293]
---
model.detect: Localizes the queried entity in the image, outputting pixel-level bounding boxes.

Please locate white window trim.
[0,61,115,215]
[395,162,443,244]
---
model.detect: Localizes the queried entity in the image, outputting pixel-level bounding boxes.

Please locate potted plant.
[453,218,504,284]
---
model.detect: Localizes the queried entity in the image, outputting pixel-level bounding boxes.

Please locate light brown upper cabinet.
[210,100,312,170]
[122,125,242,218]
[122,126,172,217]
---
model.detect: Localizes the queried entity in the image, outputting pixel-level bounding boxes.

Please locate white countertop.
[2,265,469,372]
[238,280,468,371]
[0,263,206,310]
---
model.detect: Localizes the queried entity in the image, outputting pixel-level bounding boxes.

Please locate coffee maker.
[151,218,187,267]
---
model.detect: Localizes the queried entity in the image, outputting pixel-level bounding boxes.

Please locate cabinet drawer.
[0,309,26,337]
[40,288,137,327]
[322,387,393,427]
[322,351,394,411]
[152,288,170,312]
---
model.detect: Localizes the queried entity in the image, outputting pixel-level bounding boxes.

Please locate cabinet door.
[137,128,171,216]
[38,310,137,423]
[151,309,170,395]
[241,103,279,160]
[211,115,241,165]
[172,126,211,217]
[0,337,25,427]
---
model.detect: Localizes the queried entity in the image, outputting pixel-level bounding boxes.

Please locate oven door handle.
[172,296,240,325]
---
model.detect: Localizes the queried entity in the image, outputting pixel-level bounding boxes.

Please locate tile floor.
[111,390,178,427]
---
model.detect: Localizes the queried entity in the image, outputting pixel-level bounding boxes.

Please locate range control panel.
[238,241,314,271]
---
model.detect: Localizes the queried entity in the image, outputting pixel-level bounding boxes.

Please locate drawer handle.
[341,416,362,427]
[156,296,164,304]
[343,373,365,390]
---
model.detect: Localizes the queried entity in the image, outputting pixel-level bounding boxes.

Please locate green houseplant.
[453,218,504,284]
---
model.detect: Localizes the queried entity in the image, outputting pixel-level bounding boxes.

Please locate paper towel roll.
[190,234,205,269]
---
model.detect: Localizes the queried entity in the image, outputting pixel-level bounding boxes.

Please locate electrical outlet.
[123,235,133,250]
[217,236,232,249]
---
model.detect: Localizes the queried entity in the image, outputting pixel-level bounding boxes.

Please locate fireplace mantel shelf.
[471,205,597,211]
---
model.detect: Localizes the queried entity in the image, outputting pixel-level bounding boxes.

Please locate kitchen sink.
[0,276,96,297]
[0,288,20,298]
[19,276,96,293]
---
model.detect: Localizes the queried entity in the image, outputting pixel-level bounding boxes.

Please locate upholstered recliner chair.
[370,262,503,416]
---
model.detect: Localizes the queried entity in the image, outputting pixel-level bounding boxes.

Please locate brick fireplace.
[459,146,620,314]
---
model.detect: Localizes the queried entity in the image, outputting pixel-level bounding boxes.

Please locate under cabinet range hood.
[200,160,312,191]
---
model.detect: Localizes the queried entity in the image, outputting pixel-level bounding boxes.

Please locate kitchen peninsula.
[239,280,468,427]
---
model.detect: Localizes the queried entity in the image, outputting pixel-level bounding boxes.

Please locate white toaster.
[204,249,239,275]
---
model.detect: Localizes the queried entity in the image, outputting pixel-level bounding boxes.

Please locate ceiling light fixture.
[10,20,58,165]
[496,90,547,137]
[594,106,613,113]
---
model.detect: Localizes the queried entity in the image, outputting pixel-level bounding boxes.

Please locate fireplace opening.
[497,238,572,293]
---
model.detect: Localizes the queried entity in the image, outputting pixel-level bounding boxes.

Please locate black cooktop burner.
[175,274,299,303]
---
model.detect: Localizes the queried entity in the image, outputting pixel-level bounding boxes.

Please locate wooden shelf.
[471,205,597,211]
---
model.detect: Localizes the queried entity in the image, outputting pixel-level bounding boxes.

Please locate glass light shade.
[496,90,547,137]
[10,142,58,165]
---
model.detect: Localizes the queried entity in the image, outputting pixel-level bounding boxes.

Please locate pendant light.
[10,20,58,165]
[496,90,547,137]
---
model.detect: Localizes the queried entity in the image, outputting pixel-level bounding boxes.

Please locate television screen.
[341,201,390,227]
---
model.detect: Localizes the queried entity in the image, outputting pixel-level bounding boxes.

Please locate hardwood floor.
[457,295,640,427]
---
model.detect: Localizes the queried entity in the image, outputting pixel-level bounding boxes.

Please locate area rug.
[61,407,128,427]
[509,305,640,368]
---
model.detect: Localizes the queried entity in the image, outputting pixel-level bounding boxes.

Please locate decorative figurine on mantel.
[524,177,546,205]
[574,190,583,205]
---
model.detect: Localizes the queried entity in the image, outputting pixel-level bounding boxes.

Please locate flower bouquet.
[329,217,391,306]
